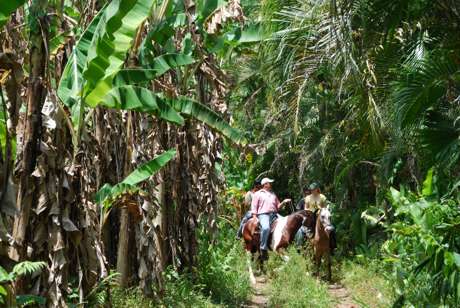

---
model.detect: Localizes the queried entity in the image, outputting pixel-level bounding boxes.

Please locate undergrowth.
[266,248,335,308]
[109,219,250,308]
[340,259,394,308]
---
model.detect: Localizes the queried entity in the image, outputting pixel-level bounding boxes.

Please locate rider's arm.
[278,198,292,209]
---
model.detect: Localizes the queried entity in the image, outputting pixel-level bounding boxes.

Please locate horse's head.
[319,207,334,235]
[298,210,315,229]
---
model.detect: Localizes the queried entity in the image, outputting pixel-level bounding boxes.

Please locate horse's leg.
[314,251,321,278]
[247,252,257,284]
[326,253,332,281]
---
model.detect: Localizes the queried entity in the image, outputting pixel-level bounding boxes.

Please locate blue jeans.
[236,211,253,238]
[258,213,277,251]
[295,228,306,246]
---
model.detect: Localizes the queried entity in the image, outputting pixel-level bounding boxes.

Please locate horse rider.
[236,179,261,239]
[304,182,337,253]
[304,182,327,211]
[251,177,291,260]
[295,185,312,246]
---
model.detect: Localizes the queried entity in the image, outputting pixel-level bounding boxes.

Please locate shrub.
[196,221,251,306]
[383,173,460,306]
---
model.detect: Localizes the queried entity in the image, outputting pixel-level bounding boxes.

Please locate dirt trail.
[246,276,269,307]
[328,283,357,308]
[243,257,356,308]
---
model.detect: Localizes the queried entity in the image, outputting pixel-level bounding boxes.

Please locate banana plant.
[57,0,247,212]
[57,0,246,147]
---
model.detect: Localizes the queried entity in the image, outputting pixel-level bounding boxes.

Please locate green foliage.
[0,261,47,306]
[95,149,176,208]
[16,294,46,307]
[102,86,184,124]
[196,222,251,306]
[383,183,460,306]
[109,219,250,308]
[57,7,106,109]
[82,0,156,108]
[84,272,120,307]
[170,96,247,145]
[0,0,26,28]
[267,249,334,308]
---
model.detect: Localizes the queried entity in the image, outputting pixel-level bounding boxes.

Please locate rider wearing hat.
[304,182,327,211]
[303,182,337,254]
[251,177,291,259]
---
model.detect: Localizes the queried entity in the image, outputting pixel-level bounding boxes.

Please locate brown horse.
[242,210,316,264]
[312,207,334,281]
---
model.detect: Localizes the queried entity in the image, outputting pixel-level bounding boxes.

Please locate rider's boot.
[260,249,268,261]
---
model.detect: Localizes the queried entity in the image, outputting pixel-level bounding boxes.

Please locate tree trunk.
[9,0,48,262]
[117,111,133,287]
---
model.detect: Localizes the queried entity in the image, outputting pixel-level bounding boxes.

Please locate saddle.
[242,216,279,252]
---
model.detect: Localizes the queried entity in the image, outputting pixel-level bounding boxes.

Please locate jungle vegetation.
[0,0,459,307]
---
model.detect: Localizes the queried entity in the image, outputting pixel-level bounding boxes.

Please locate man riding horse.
[250,177,291,260]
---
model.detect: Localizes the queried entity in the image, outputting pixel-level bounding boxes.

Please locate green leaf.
[238,25,265,43]
[0,266,10,283]
[102,86,184,125]
[57,7,106,108]
[16,294,46,306]
[12,261,46,278]
[422,168,434,197]
[83,0,156,108]
[196,0,227,25]
[95,149,176,207]
[122,149,176,185]
[454,252,460,269]
[0,0,26,28]
[0,285,6,297]
[169,96,247,145]
[113,54,195,85]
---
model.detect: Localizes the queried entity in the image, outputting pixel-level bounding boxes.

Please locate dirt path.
[243,257,356,308]
[246,275,269,307]
[328,283,357,308]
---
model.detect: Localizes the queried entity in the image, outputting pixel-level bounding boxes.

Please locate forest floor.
[245,272,357,307]
[328,283,357,308]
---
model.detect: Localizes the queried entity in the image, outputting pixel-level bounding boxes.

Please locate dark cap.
[309,182,320,190]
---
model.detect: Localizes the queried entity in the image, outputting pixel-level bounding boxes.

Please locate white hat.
[261,178,274,185]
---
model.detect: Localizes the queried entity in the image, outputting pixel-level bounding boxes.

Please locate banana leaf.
[95,149,176,207]
[169,96,247,145]
[102,85,184,125]
[113,53,195,85]
[57,7,106,108]
[83,0,155,107]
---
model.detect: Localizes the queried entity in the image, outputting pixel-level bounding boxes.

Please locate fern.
[16,294,46,306]
[12,261,47,278]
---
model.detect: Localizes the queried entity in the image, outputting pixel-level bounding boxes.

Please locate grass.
[266,248,335,308]
[339,260,395,308]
